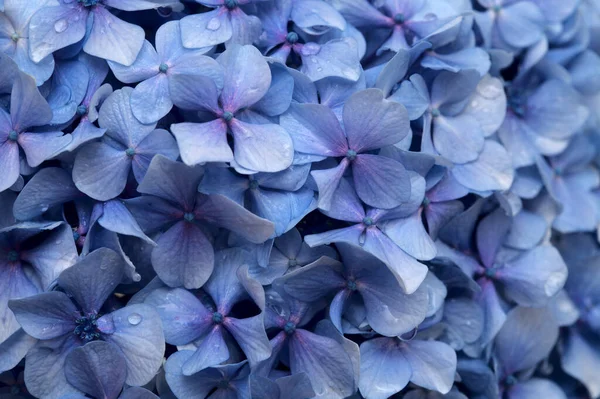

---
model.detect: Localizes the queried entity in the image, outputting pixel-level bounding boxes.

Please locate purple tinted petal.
[195,193,275,243]
[359,338,410,399]
[169,73,222,113]
[64,119,106,152]
[28,5,87,63]
[289,329,355,398]
[252,64,294,117]
[132,129,179,183]
[218,45,271,113]
[144,287,212,345]
[498,245,568,307]
[353,154,411,209]
[304,224,364,249]
[84,7,144,66]
[180,9,233,49]
[311,159,350,212]
[279,257,345,302]
[507,379,567,399]
[98,87,157,147]
[58,248,124,314]
[0,140,19,192]
[12,167,81,220]
[291,0,345,34]
[228,9,262,45]
[152,220,214,289]
[451,140,514,192]
[381,209,436,260]
[171,119,232,166]
[99,304,165,386]
[561,331,600,398]
[130,73,172,124]
[494,306,558,375]
[18,131,71,168]
[138,155,204,210]
[11,73,52,131]
[329,0,391,28]
[299,38,361,82]
[388,74,431,120]
[98,200,154,244]
[72,142,131,201]
[9,292,77,340]
[125,196,182,233]
[497,2,545,48]
[24,335,80,398]
[64,341,126,399]
[280,103,347,157]
[362,228,428,294]
[424,200,464,240]
[164,351,222,399]
[422,47,491,76]
[229,119,294,173]
[0,329,37,373]
[476,208,511,268]
[343,89,409,152]
[430,70,479,112]
[224,315,272,366]
[182,326,229,375]
[400,340,457,393]
[108,40,159,83]
[461,75,506,137]
[433,114,485,164]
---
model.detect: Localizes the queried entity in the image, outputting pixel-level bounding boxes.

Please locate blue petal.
[359,337,411,399]
[64,341,127,399]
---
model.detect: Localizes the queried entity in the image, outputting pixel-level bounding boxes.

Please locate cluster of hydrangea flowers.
[0,0,599,398]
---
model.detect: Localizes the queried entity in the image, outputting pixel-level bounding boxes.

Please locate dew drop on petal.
[54,19,68,33]
[128,313,142,325]
[207,18,221,31]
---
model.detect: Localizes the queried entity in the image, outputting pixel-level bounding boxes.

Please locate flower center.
[212,312,224,324]
[8,130,18,141]
[505,375,517,386]
[76,105,88,116]
[249,179,259,190]
[159,63,169,73]
[78,0,99,7]
[493,5,502,13]
[288,258,298,267]
[73,231,81,241]
[222,111,234,122]
[217,380,230,389]
[346,279,357,291]
[362,217,374,227]
[7,250,19,262]
[74,314,101,342]
[286,31,299,44]
[184,212,195,222]
[346,149,357,161]
[485,267,498,278]
[394,13,405,24]
[422,196,430,207]
[224,0,237,9]
[431,108,441,117]
[284,321,296,335]
[10,32,19,42]
[125,148,136,157]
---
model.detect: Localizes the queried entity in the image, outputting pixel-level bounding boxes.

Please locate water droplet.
[99,262,108,270]
[54,19,68,33]
[206,17,221,31]
[132,273,142,282]
[317,67,323,72]
[300,42,321,56]
[128,313,142,325]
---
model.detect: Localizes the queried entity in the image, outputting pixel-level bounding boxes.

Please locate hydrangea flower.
[72,88,179,201]
[145,248,271,374]
[165,356,251,399]
[108,20,219,124]
[0,0,55,85]
[200,164,316,237]
[304,177,430,294]
[256,290,357,399]
[0,221,77,344]
[0,72,71,192]
[8,248,165,398]
[28,0,180,66]
[277,242,429,336]
[179,0,263,49]
[281,88,412,210]
[329,0,464,55]
[169,45,294,173]
[255,0,362,82]
[126,155,275,289]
